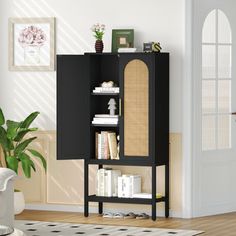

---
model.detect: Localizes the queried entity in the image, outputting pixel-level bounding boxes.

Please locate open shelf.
[87,158,153,166]
[88,195,166,204]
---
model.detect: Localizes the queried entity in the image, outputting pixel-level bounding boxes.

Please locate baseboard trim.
[25,203,182,218]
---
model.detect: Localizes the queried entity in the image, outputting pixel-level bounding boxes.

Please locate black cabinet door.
[57,55,90,160]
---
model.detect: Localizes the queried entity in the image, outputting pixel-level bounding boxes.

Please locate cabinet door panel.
[124,59,149,157]
[119,54,154,160]
[57,55,90,160]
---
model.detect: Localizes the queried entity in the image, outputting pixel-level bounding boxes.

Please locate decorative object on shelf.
[101,81,114,88]
[108,98,117,115]
[143,42,162,53]
[91,23,105,53]
[112,29,134,52]
[93,81,119,94]
[0,108,47,215]
[8,17,55,71]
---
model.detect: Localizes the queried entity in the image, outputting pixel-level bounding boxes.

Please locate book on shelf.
[93,87,119,94]
[96,168,121,197]
[132,193,163,199]
[95,114,118,118]
[95,131,118,160]
[118,175,141,198]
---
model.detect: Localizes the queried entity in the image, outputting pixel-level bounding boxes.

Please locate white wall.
[0,0,184,132]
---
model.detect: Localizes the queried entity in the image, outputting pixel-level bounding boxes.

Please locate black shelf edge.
[88,195,166,204]
[87,159,153,166]
[91,93,119,96]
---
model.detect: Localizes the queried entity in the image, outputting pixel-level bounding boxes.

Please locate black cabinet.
[57,53,169,220]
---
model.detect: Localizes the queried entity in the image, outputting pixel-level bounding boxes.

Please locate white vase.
[14,191,25,215]
[24,45,40,64]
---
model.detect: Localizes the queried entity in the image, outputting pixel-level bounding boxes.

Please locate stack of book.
[96,168,121,197]
[95,131,119,160]
[93,87,119,94]
[118,175,141,198]
[92,114,118,125]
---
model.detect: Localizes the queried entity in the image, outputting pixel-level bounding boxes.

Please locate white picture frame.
[9,17,55,71]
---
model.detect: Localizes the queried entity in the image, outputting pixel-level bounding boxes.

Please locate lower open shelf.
[87,195,166,205]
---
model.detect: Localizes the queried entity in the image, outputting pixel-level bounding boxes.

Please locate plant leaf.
[14,127,38,142]
[6,120,21,140]
[18,153,32,178]
[6,156,19,174]
[20,112,39,129]
[0,108,5,126]
[0,126,14,151]
[15,137,37,156]
[27,149,47,172]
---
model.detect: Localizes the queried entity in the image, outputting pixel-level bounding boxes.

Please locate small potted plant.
[91,23,105,53]
[0,108,46,214]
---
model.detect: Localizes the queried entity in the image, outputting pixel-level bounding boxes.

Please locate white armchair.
[0,168,17,228]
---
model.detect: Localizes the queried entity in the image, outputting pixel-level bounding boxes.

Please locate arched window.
[202,9,232,150]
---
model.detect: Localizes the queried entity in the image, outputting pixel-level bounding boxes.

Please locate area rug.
[15,220,204,236]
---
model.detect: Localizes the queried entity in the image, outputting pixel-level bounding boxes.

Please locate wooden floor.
[16,210,236,236]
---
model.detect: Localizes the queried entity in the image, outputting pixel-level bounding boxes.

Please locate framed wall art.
[111,29,134,53]
[8,17,55,71]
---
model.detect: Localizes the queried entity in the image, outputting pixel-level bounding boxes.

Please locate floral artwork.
[9,18,55,71]
[18,25,47,48]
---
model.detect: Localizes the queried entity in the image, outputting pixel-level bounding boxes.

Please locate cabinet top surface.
[57,52,169,56]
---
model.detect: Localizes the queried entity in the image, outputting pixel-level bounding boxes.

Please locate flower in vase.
[91,23,105,41]
[18,25,47,48]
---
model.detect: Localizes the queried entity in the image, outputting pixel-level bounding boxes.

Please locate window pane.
[218,80,231,113]
[218,10,232,44]
[218,115,231,149]
[202,10,216,43]
[202,45,216,78]
[202,80,216,114]
[202,115,216,150]
[218,45,231,78]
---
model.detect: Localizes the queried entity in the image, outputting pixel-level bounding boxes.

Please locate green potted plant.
[0,108,46,214]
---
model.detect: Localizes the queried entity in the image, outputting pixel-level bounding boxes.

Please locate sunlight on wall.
[11,0,93,130]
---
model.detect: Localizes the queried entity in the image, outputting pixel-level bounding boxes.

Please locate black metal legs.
[152,165,156,221]
[98,164,103,215]
[84,161,89,217]
[165,163,169,218]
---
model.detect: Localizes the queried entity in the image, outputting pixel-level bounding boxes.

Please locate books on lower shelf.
[96,169,163,199]
[93,87,119,94]
[96,168,121,197]
[95,131,119,160]
[118,175,141,198]
[92,114,118,125]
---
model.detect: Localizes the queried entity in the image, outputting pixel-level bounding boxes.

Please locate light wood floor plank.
[16,210,236,235]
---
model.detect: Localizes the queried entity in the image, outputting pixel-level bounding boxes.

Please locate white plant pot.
[14,192,25,215]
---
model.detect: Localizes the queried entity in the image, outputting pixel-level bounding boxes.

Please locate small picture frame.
[8,17,55,71]
[111,29,134,53]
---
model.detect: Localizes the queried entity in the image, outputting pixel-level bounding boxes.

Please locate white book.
[92,120,118,125]
[93,90,119,94]
[98,134,102,159]
[94,87,119,91]
[93,118,118,121]
[123,175,131,198]
[111,170,121,197]
[132,193,152,199]
[118,176,124,198]
[118,47,137,53]
[95,114,118,118]
[130,175,141,197]
[97,169,106,196]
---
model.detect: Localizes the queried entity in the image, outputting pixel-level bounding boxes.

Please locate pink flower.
[18,25,47,48]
